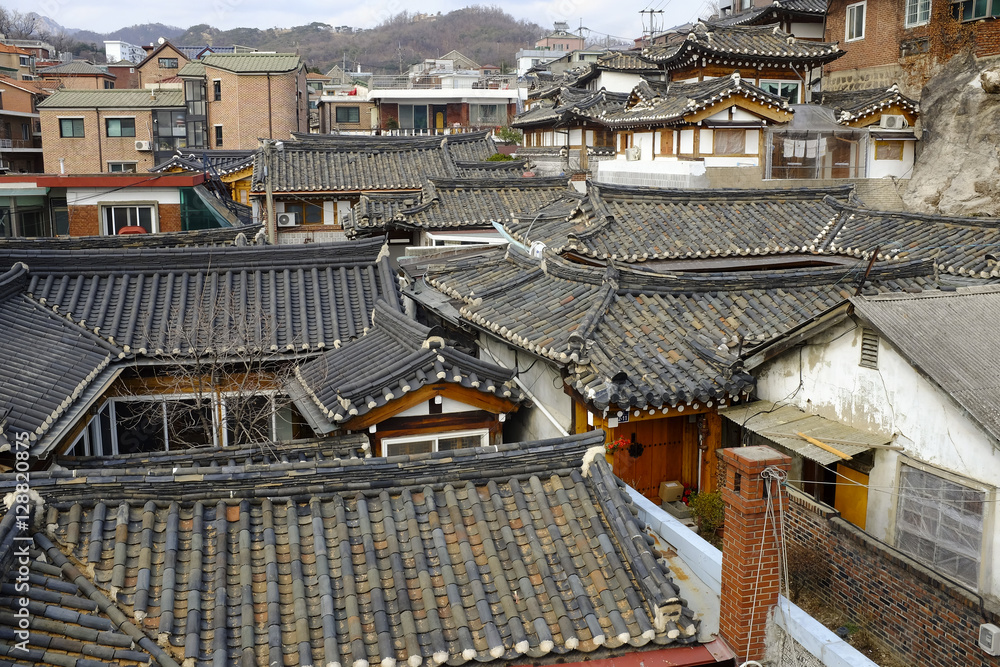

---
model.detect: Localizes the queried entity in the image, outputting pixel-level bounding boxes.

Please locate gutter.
[742,302,851,371]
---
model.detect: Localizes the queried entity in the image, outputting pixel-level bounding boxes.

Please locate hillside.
[173,7,544,73]
[73,23,185,47]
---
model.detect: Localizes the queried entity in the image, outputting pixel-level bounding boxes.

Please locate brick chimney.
[719,445,791,663]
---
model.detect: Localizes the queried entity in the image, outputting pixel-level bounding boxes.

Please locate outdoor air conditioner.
[276,212,299,227]
[980,623,1000,656]
[134,140,152,151]
[879,114,908,130]
[625,146,641,161]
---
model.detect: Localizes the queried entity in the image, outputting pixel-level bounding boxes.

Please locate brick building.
[0,76,47,173]
[136,41,190,87]
[825,0,1000,95]
[38,89,186,173]
[106,60,140,88]
[178,53,307,150]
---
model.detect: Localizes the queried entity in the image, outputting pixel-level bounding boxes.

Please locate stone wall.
[703,168,908,211]
[785,486,1000,667]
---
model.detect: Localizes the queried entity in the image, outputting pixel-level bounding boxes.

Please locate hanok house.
[0,430,737,666]
[0,238,401,464]
[347,176,574,248]
[287,300,525,455]
[251,131,525,245]
[713,0,828,40]
[149,148,255,208]
[596,74,794,188]
[0,171,246,238]
[408,181,974,502]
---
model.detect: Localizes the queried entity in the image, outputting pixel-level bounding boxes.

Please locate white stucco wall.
[477,334,572,442]
[596,71,646,93]
[867,140,915,179]
[754,317,1000,598]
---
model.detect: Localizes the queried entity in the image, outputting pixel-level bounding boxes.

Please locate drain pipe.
[481,341,569,436]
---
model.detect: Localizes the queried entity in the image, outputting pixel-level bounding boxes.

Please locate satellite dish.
[157,37,165,45]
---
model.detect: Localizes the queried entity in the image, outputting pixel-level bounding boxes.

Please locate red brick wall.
[379,103,398,128]
[68,206,99,236]
[785,488,1000,667]
[159,203,181,232]
[445,103,467,127]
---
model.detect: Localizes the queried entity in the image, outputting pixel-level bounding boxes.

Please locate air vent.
[859,328,879,369]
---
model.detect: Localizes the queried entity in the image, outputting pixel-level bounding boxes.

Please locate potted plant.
[688,489,724,542]
[605,435,629,463]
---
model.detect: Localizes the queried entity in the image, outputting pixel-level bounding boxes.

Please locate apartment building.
[0,76,46,172]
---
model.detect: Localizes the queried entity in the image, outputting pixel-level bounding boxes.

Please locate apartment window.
[159,57,178,68]
[760,80,801,104]
[20,124,29,141]
[214,125,223,147]
[283,201,323,225]
[896,465,985,589]
[470,103,502,125]
[952,0,1000,19]
[0,91,5,110]
[108,162,138,173]
[105,117,136,137]
[906,0,932,25]
[335,106,360,123]
[846,1,866,40]
[713,129,746,155]
[59,118,85,138]
[213,79,221,101]
[103,204,156,235]
[382,429,489,456]
[104,80,115,89]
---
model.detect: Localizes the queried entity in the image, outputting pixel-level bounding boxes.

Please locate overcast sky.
[16,0,708,47]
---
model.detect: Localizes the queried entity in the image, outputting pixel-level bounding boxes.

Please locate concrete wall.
[477,335,571,442]
[755,317,1000,599]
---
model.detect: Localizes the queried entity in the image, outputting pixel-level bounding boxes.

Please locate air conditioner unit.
[276,212,299,227]
[625,146,641,161]
[879,114,908,130]
[134,140,152,151]
[980,623,1000,656]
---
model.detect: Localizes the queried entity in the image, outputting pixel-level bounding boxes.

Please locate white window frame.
[101,202,159,235]
[905,0,931,26]
[382,428,490,457]
[108,161,138,173]
[758,79,802,104]
[846,1,866,41]
[892,460,991,591]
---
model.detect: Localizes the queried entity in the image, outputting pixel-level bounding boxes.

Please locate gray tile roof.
[37,89,185,109]
[347,192,415,236]
[709,0,827,27]
[150,149,255,176]
[4,431,703,666]
[0,224,264,250]
[253,132,499,193]
[37,60,113,76]
[514,87,631,129]
[289,301,525,431]
[641,23,843,70]
[851,287,1000,443]
[418,241,947,411]
[595,50,660,71]
[817,85,919,124]
[0,238,399,357]
[0,263,122,455]
[599,74,790,127]
[393,177,574,230]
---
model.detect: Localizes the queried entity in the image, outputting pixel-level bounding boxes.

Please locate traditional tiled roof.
[289,301,525,430]
[818,85,919,125]
[150,149,255,176]
[851,286,1000,443]
[0,264,122,454]
[453,160,528,178]
[710,0,827,27]
[199,52,302,73]
[513,87,631,128]
[0,224,264,249]
[641,23,843,70]
[37,60,113,76]
[0,512,167,666]
[417,237,947,410]
[37,89,184,109]
[599,73,790,127]
[596,50,659,71]
[347,192,416,235]
[394,177,574,230]
[253,132,498,193]
[4,431,706,666]
[506,183,853,260]
[0,238,399,357]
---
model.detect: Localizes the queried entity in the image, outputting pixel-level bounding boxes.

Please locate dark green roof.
[37,89,185,109]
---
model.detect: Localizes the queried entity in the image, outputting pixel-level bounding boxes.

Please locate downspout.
[480,341,570,436]
[95,107,102,170]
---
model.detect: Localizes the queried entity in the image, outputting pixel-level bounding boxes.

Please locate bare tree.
[115,292,308,453]
[0,8,39,39]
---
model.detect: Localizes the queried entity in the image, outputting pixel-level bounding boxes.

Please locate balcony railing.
[0,138,41,149]
[369,74,518,90]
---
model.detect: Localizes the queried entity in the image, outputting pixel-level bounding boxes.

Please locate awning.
[719,400,894,465]
[869,130,918,141]
[0,186,48,197]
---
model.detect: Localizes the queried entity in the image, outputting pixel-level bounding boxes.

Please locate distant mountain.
[174,7,544,74]
[73,23,185,48]
[26,13,76,36]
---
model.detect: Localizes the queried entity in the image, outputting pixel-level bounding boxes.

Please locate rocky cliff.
[902,53,1000,216]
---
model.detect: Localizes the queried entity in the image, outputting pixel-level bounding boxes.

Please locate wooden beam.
[345,383,519,430]
[796,431,852,460]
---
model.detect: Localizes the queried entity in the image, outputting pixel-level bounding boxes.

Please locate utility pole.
[263,139,284,244]
[639,9,664,45]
